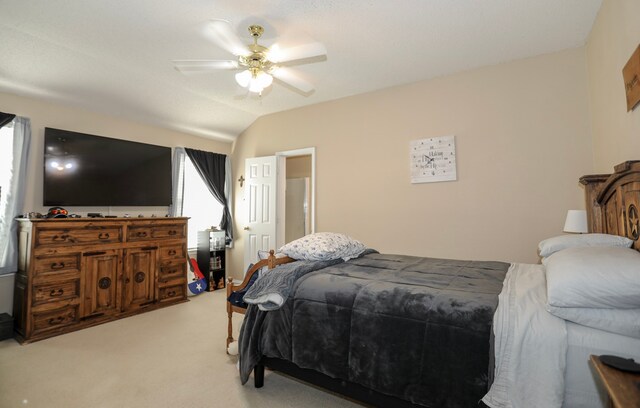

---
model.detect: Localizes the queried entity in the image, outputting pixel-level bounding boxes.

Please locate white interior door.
[244,156,284,271]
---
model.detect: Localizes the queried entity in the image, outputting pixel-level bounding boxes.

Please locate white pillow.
[538,233,633,258]
[547,305,640,339]
[546,246,640,309]
[279,232,366,261]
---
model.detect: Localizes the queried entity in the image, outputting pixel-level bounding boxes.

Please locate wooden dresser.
[13,217,189,343]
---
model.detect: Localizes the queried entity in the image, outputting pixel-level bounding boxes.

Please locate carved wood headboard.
[580,160,640,251]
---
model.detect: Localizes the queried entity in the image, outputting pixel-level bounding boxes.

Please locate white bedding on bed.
[483,263,640,408]
[549,305,640,340]
[563,320,640,407]
[483,263,567,408]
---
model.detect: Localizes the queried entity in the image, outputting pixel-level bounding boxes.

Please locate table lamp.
[563,210,588,233]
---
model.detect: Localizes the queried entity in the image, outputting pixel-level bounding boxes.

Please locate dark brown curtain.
[184,148,234,244]
[0,112,16,129]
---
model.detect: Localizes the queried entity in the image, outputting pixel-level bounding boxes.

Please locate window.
[1,116,30,275]
[182,157,224,249]
[0,124,14,217]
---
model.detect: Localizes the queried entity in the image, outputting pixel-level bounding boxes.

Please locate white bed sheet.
[484,262,640,408]
[563,320,640,408]
[483,263,567,408]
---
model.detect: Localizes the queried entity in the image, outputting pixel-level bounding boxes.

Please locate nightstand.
[590,355,640,407]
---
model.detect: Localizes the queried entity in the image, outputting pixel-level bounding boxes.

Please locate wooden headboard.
[580,160,640,251]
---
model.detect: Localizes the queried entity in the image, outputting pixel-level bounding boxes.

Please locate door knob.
[243,226,250,230]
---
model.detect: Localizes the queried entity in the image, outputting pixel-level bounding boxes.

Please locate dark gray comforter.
[239,251,510,407]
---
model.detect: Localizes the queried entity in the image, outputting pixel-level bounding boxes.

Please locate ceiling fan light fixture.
[177,21,324,94]
[248,81,263,93]
[235,70,252,87]
[237,69,273,93]
[256,71,273,88]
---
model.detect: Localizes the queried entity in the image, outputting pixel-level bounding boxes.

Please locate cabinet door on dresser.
[123,247,157,311]
[82,249,121,317]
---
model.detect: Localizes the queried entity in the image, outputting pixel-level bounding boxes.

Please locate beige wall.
[0,91,231,314]
[587,0,640,172]
[286,156,312,179]
[230,48,593,274]
[0,91,231,216]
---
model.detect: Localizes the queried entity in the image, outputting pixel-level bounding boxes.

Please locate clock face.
[410,136,457,183]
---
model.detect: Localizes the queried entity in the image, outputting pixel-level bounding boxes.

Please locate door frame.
[276,147,316,236]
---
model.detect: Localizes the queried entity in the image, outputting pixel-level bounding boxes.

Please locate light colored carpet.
[0,290,359,408]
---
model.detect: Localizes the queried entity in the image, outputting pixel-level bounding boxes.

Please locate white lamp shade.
[256,71,273,88]
[235,70,251,88]
[247,72,273,93]
[248,79,263,93]
[236,70,273,93]
[563,210,588,233]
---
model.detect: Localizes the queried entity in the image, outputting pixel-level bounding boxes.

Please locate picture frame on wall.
[410,135,457,184]
[623,44,640,112]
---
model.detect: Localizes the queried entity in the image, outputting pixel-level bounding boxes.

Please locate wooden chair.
[226,250,295,348]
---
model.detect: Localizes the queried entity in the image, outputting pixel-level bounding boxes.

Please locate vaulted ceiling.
[0,0,602,142]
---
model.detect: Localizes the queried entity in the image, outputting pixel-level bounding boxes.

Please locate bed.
[227,160,640,408]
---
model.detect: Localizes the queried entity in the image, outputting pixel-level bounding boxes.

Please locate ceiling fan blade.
[271,67,315,93]
[173,60,238,73]
[203,20,250,57]
[268,42,326,64]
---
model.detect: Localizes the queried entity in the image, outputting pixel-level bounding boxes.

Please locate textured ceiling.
[0,0,602,142]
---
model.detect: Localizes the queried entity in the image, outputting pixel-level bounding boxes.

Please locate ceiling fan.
[173,20,326,95]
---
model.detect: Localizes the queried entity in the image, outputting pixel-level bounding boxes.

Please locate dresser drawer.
[127,226,153,241]
[158,260,186,283]
[159,244,186,260]
[152,225,185,240]
[32,280,80,306]
[36,227,122,247]
[158,284,185,303]
[32,305,79,334]
[128,224,185,242]
[33,254,81,277]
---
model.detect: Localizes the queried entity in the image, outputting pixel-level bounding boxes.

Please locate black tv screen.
[44,128,172,206]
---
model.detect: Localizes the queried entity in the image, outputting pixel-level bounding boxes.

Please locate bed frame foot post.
[267,249,276,269]
[226,317,234,350]
[226,277,234,349]
[254,363,265,388]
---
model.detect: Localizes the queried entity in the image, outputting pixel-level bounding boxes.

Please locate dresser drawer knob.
[49,288,64,297]
[136,231,148,238]
[98,232,110,240]
[50,262,66,270]
[168,230,177,236]
[168,250,177,256]
[52,234,69,242]
[167,290,176,297]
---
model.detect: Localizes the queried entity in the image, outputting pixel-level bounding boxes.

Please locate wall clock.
[410,135,457,183]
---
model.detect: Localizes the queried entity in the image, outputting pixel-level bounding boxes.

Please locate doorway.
[243,148,316,270]
[285,170,311,242]
[277,147,316,244]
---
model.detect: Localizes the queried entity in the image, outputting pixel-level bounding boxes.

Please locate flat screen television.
[44,128,172,206]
